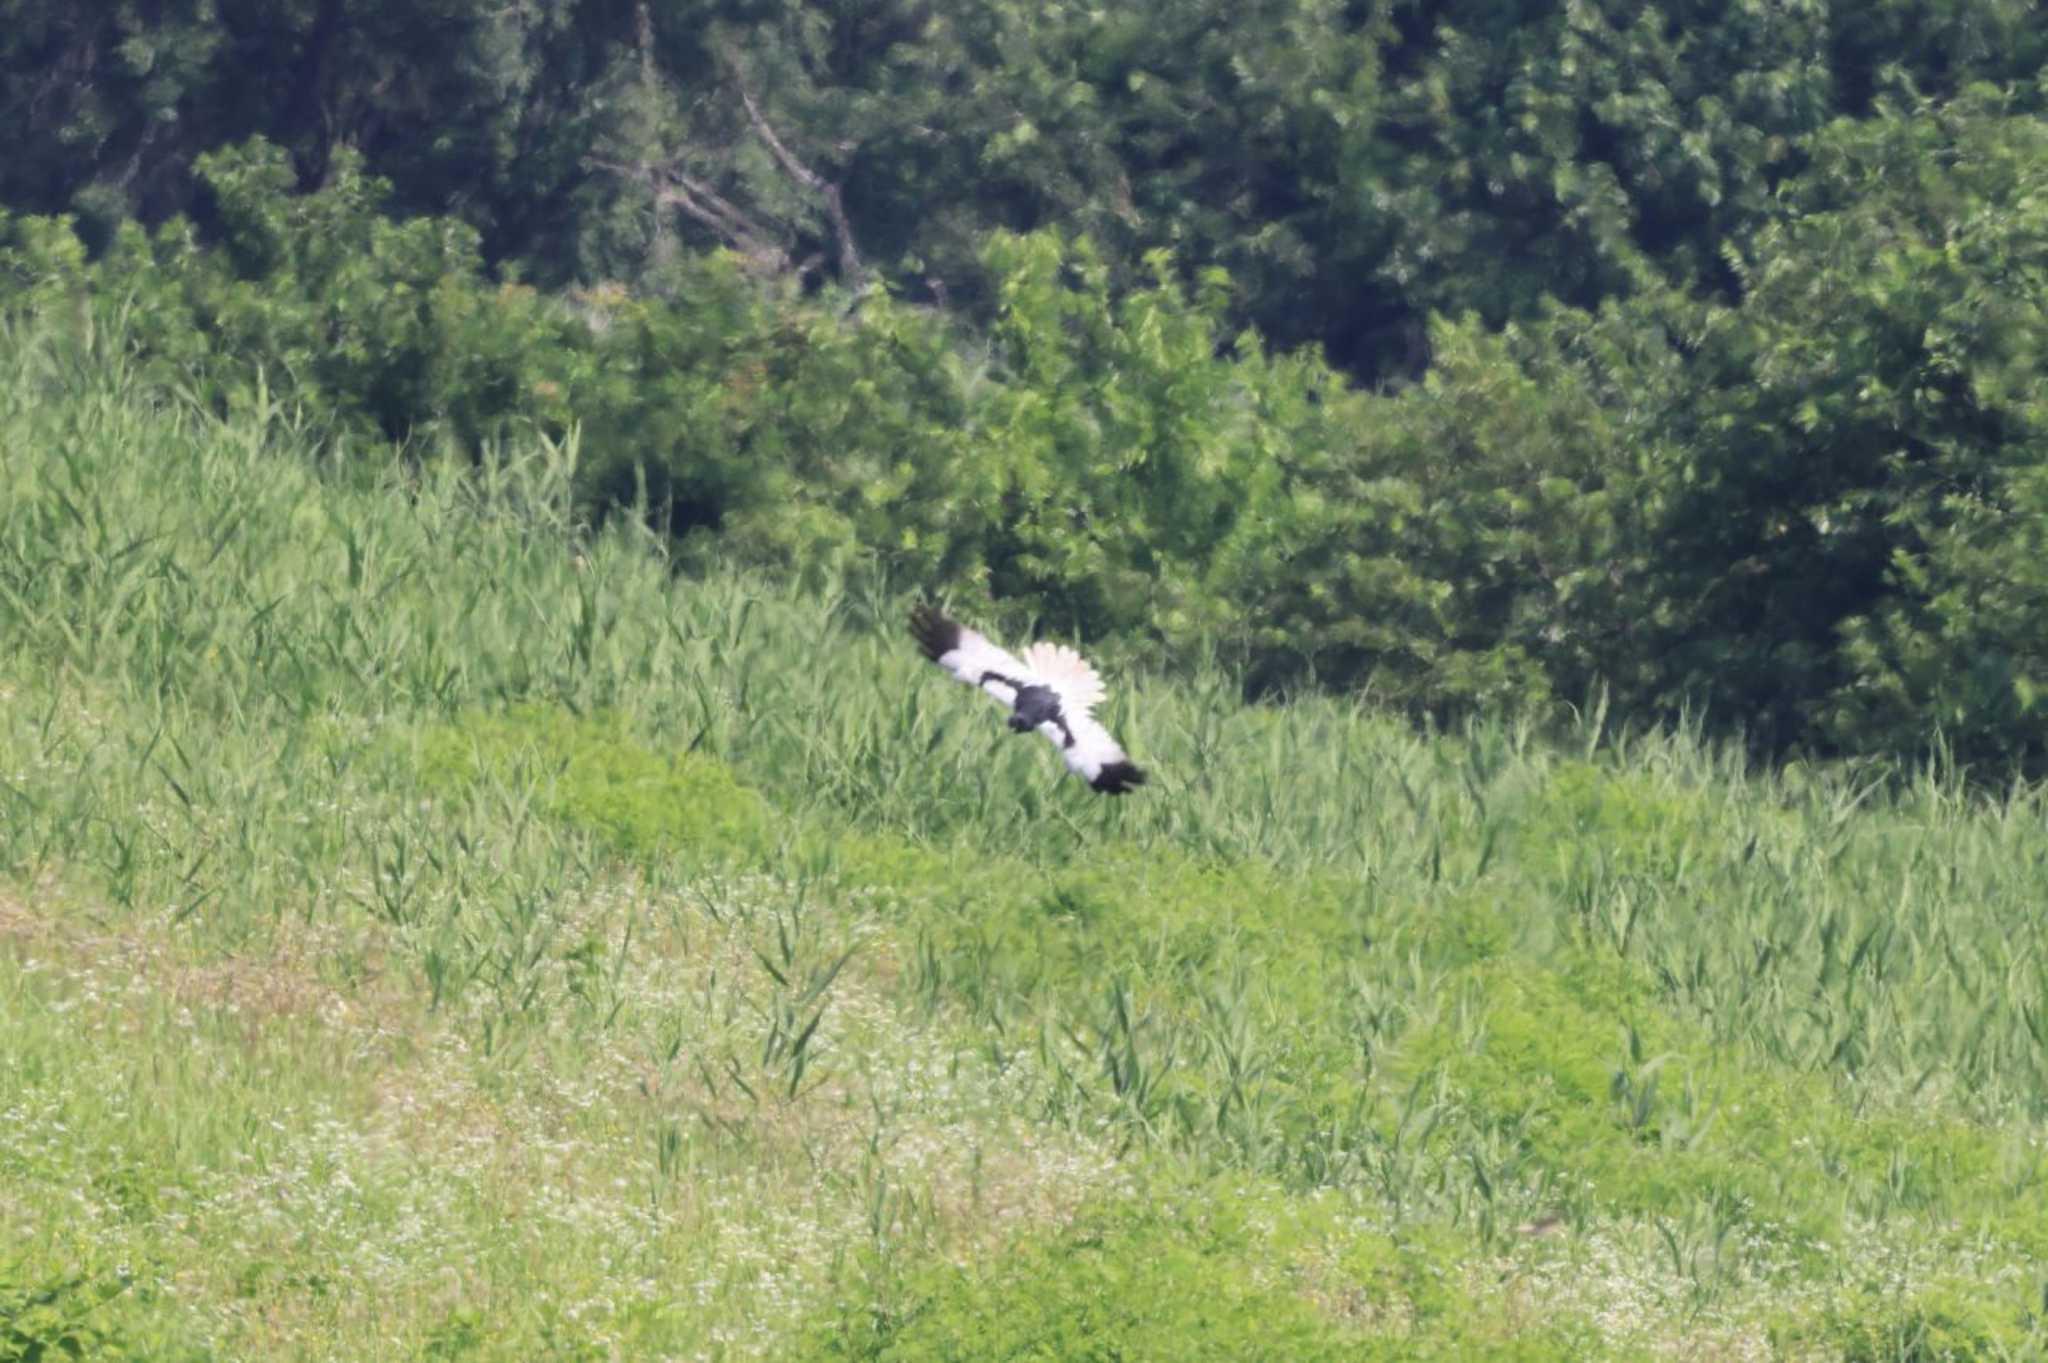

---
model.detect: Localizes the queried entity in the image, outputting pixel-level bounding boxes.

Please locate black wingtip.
[908,601,962,662]
[1090,760,1147,795]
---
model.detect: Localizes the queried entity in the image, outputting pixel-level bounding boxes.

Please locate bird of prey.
[909,603,1147,795]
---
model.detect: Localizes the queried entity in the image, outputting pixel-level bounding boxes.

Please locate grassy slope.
[3,316,2046,1361]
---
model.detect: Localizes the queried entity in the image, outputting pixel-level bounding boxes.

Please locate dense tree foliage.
[2,4,2046,772]
[7,0,2039,376]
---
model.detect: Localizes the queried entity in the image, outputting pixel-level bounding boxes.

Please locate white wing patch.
[1018,640,1106,713]
[910,602,1030,705]
[945,627,1031,706]
[1059,710,1131,783]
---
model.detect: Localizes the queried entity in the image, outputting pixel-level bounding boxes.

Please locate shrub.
[0,1266,128,1363]
[416,706,774,862]
[807,1197,1364,1362]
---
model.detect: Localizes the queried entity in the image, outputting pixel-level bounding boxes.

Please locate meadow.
[5,313,2048,1360]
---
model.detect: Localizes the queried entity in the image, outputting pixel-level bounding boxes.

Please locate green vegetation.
[5,7,2048,1350]
[5,6,2048,769]
[6,316,2048,1358]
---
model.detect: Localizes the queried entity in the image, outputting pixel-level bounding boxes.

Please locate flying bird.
[909,603,1147,795]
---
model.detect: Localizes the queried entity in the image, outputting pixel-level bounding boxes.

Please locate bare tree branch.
[726,61,825,195]
[635,0,656,87]
[721,46,866,292]
[629,1,674,269]
[661,175,761,244]
[586,155,791,274]
[586,24,867,289]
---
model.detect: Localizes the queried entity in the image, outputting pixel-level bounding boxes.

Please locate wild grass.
[5,312,2048,1359]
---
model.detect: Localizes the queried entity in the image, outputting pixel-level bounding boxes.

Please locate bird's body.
[909,603,1146,795]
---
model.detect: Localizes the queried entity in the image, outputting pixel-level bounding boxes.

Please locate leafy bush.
[0,1266,128,1363]
[806,1188,1599,1361]
[416,706,773,862]
[1211,300,1675,711]
[1777,1285,2043,1362]
[1648,94,2048,764]
[3,140,590,448]
[1834,461,2048,772]
[811,1199,1367,1362]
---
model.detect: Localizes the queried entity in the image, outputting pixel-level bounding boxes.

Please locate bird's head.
[1007,713,1034,734]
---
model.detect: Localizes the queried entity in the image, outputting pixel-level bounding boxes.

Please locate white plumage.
[1018,640,1107,711]
[909,603,1146,795]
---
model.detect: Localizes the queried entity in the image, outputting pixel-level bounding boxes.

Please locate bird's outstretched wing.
[1060,710,1147,794]
[909,602,1032,708]
[910,602,1147,796]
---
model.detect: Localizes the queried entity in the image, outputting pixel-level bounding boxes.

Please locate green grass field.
[5,315,2048,1360]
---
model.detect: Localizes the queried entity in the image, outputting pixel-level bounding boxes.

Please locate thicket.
[8,0,2042,379]
[4,1,2047,773]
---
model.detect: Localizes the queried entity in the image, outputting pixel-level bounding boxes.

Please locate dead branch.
[586,155,791,275]
[721,46,866,292]
[587,18,868,290]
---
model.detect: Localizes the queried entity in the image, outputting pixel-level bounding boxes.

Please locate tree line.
[3,0,2046,772]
